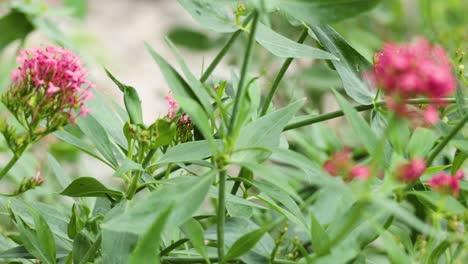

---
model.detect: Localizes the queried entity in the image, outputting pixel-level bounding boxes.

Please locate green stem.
[217,170,227,261]
[283,98,457,131]
[160,238,189,256]
[125,172,141,200]
[426,113,468,166]
[200,31,241,83]
[260,27,309,116]
[0,155,20,181]
[228,11,259,137]
[0,142,31,181]
[200,13,254,83]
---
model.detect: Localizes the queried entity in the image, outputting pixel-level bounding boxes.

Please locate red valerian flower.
[3,46,94,130]
[367,38,456,125]
[397,158,427,182]
[323,148,371,181]
[427,170,464,197]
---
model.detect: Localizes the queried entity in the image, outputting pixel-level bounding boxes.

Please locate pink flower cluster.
[373,38,455,99]
[368,38,456,125]
[396,158,426,182]
[165,93,190,124]
[8,46,94,123]
[323,148,371,181]
[427,170,464,197]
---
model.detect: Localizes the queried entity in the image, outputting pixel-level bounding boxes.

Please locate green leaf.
[14,208,56,264]
[166,38,213,114]
[145,42,204,108]
[113,159,144,178]
[256,23,337,59]
[129,205,173,264]
[310,212,331,255]
[158,140,220,164]
[146,42,217,148]
[205,218,274,264]
[72,233,91,264]
[209,187,267,210]
[63,0,87,18]
[85,91,128,148]
[234,100,304,162]
[451,151,467,175]
[53,129,112,168]
[407,128,437,158]
[428,240,450,264]
[77,115,123,168]
[408,191,465,214]
[177,0,237,33]
[223,228,267,263]
[102,230,138,264]
[60,177,123,199]
[312,25,375,104]
[149,118,177,149]
[381,231,411,264]
[181,219,210,264]
[105,69,143,125]
[47,153,71,189]
[271,0,382,24]
[0,245,69,259]
[103,171,215,235]
[8,200,72,251]
[333,90,378,155]
[168,26,216,50]
[67,204,84,239]
[451,139,468,155]
[0,10,34,51]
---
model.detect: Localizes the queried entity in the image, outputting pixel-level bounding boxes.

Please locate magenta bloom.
[350,165,372,180]
[4,46,94,128]
[373,38,456,99]
[323,148,372,181]
[427,171,464,197]
[397,158,426,182]
[164,93,190,124]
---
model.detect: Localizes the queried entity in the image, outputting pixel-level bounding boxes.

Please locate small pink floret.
[397,158,426,182]
[427,170,464,197]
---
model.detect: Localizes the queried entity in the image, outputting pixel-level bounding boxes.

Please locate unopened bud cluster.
[15,171,45,195]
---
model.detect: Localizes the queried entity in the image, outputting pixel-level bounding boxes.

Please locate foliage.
[0,0,467,264]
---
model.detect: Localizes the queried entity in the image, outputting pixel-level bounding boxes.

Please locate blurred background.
[0,0,466,191]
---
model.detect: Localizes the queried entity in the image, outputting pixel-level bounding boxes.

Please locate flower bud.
[397,158,426,182]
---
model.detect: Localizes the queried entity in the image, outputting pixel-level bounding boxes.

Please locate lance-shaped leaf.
[270,0,382,25]
[105,69,143,125]
[312,25,375,104]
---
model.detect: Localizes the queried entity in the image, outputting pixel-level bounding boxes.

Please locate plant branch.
[217,169,227,261]
[228,11,259,137]
[200,13,254,83]
[260,27,309,116]
[283,97,457,131]
[426,113,468,166]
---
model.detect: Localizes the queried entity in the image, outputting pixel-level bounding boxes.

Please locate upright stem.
[260,27,309,116]
[0,155,20,181]
[200,31,241,83]
[217,169,227,261]
[199,13,254,83]
[126,172,141,200]
[426,113,468,166]
[228,11,259,137]
[283,98,457,131]
[0,143,31,181]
